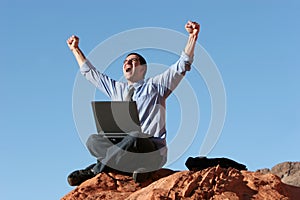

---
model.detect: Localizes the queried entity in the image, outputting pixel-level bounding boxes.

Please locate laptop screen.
[91,101,141,134]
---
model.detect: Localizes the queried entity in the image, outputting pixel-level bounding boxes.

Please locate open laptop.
[91,101,141,138]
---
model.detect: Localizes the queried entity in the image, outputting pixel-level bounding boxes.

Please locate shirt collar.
[127,79,144,89]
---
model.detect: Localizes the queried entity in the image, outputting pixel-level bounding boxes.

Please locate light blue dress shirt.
[80,51,193,162]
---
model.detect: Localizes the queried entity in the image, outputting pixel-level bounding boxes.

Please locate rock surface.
[257,161,300,187]
[61,165,300,200]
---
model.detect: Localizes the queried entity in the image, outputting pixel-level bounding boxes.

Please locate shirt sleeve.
[151,51,194,98]
[80,60,117,98]
[173,51,194,73]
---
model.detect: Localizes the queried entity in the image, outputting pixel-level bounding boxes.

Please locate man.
[66,21,200,186]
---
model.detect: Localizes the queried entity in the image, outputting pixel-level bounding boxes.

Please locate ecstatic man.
[66,21,200,186]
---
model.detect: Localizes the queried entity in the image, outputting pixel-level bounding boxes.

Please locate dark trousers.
[86,132,163,174]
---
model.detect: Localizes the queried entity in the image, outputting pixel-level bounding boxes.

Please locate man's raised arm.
[67,35,86,67]
[184,21,200,59]
[181,20,200,75]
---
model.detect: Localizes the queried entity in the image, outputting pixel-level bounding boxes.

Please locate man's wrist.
[189,34,198,41]
[71,47,79,52]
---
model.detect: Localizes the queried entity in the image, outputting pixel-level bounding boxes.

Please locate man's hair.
[126,52,147,66]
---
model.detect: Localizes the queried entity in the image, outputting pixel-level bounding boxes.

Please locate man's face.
[123,54,146,84]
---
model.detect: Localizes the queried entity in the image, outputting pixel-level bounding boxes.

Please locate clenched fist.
[67,35,80,51]
[185,21,200,36]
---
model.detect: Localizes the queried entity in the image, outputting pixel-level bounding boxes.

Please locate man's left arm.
[151,21,200,97]
[184,21,200,59]
[181,21,200,75]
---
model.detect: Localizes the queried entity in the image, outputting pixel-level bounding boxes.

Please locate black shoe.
[132,168,151,183]
[67,163,96,186]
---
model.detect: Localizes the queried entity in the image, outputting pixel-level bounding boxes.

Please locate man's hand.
[66,35,86,67]
[67,35,80,51]
[185,21,200,37]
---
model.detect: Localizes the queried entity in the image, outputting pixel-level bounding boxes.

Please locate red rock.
[61,166,300,200]
[61,168,175,200]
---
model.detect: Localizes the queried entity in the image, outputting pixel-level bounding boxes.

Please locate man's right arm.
[67,35,86,67]
[66,35,121,99]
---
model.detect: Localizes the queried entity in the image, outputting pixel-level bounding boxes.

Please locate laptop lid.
[91,101,141,135]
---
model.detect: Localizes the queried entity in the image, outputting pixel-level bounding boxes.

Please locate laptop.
[91,101,141,138]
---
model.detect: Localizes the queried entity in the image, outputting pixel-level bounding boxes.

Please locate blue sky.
[1,0,299,199]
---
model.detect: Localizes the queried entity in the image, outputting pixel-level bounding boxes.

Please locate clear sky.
[1,0,299,199]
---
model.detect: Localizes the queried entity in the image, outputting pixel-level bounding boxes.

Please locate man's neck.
[127,79,144,86]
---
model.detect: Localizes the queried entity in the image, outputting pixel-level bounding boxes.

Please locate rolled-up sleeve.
[80,60,116,98]
[175,51,194,73]
[151,51,194,97]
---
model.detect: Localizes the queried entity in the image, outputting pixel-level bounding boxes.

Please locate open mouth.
[125,66,132,72]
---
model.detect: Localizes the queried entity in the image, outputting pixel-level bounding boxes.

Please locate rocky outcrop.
[61,168,175,200]
[257,161,300,187]
[61,166,300,200]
